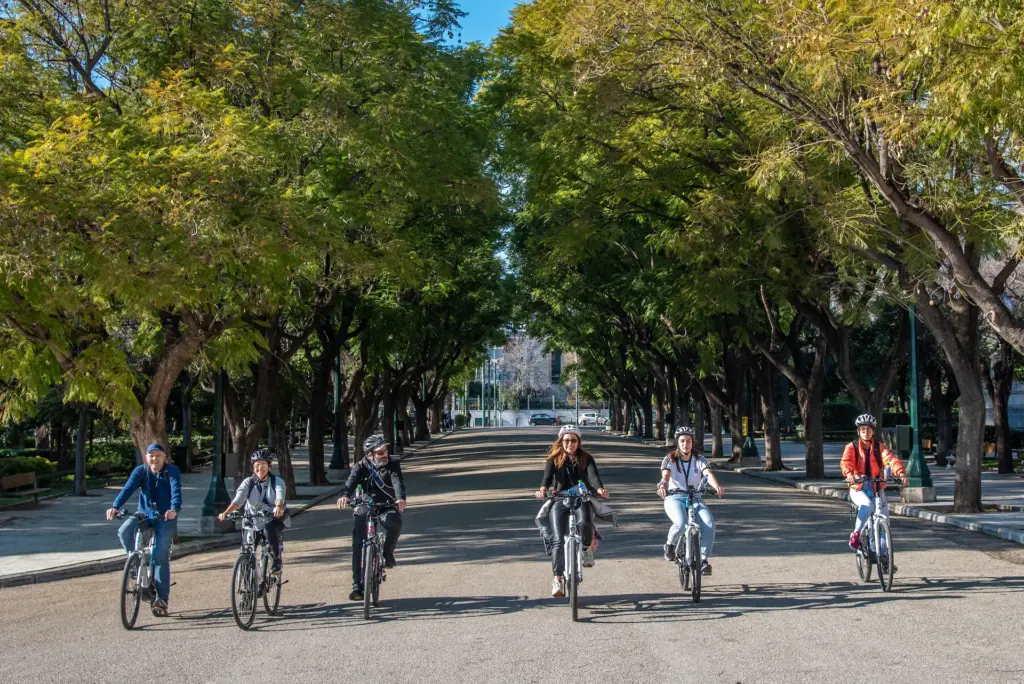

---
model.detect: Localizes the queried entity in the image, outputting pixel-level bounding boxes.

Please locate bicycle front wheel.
[231,553,257,630]
[877,520,894,592]
[363,545,375,620]
[119,553,143,630]
[689,529,702,603]
[566,538,579,622]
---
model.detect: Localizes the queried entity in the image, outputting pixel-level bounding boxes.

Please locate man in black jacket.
[337,434,407,601]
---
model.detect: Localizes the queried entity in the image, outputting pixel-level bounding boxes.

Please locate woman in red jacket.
[841,414,907,552]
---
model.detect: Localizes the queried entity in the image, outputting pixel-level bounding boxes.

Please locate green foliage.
[0,455,57,478]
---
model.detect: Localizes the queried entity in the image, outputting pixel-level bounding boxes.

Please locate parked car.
[528,413,557,426]
[579,412,607,426]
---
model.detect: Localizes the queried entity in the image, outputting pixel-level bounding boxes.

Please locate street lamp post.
[575,375,580,425]
[200,371,233,533]
[904,304,936,502]
[741,366,761,465]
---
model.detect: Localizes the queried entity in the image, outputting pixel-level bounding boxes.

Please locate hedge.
[0,455,58,478]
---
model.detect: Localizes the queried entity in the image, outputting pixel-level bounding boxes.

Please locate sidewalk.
[613,430,1024,545]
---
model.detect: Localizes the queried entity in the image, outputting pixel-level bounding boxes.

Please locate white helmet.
[558,424,581,439]
[854,414,877,428]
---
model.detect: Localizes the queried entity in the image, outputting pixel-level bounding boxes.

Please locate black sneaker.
[349,587,364,601]
[701,561,713,576]
[663,544,676,562]
[384,552,397,569]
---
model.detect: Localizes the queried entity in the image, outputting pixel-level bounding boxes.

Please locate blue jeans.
[118,516,176,601]
[664,494,715,559]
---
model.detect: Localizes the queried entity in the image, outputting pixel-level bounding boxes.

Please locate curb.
[729,466,1024,547]
[0,484,346,590]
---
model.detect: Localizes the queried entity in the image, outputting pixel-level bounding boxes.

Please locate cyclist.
[534,425,609,598]
[336,434,407,602]
[217,448,287,579]
[657,426,724,575]
[842,414,907,553]
[105,443,181,617]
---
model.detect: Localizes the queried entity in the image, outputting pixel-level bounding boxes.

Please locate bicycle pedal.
[279,580,289,586]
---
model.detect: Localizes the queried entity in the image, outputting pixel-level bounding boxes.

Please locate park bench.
[0,472,52,506]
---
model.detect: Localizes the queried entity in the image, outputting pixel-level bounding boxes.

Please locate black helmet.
[674,426,696,438]
[250,448,273,464]
[363,434,388,454]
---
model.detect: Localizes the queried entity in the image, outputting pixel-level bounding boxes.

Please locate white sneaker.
[582,547,595,568]
[551,576,564,597]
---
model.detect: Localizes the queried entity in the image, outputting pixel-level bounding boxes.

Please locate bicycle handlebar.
[225,510,273,522]
[113,509,161,521]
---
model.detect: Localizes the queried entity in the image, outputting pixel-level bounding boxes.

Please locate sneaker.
[270,569,282,583]
[701,560,712,576]
[551,576,565,598]
[151,599,168,617]
[384,551,397,569]
[349,587,364,601]
[582,547,595,568]
[663,544,676,562]
[849,531,861,550]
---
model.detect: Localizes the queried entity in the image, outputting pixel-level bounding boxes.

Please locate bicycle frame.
[856,481,889,557]
[563,498,585,585]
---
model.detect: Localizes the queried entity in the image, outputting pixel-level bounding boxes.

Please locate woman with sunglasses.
[534,425,609,597]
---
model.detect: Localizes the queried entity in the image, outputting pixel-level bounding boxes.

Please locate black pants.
[351,511,403,587]
[550,500,594,576]
[255,519,285,571]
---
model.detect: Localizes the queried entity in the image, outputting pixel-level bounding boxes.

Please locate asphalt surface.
[2,429,1023,684]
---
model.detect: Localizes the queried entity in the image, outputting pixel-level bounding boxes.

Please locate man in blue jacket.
[106,443,182,616]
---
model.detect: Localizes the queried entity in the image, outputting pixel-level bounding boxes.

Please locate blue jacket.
[112,464,182,514]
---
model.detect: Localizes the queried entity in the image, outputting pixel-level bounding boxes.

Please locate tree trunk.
[642,378,655,439]
[653,378,666,441]
[799,338,827,479]
[306,364,331,486]
[74,405,88,495]
[270,406,298,499]
[430,395,443,433]
[693,392,705,454]
[915,288,985,513]
[709,400,723,459]
[759,360,784,471]
[778,373,794,433]
[983,340,1016,475]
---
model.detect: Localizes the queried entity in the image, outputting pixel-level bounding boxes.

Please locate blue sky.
[454,0,521,45]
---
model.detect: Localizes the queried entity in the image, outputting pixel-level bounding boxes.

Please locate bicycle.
[850,475,899,592]
[347,494,398,620]
[549,484,591,622]
[669,475,713,603]
[226,510,285,630]
[113,509,162,630]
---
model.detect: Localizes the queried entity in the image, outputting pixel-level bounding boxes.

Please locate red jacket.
[840,439,905,492]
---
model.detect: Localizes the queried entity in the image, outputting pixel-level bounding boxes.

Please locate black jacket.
[541,456,603,494]
[344,457,407,502]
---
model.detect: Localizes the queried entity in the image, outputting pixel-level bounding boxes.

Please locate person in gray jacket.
[219,448,287,577]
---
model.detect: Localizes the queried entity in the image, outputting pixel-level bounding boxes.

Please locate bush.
[0,455,58,477]
[88,442,136,474]
[0,448,53,459]
[454,414,469,428]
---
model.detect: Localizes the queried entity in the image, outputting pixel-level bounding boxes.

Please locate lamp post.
[741,366,761,465]
[904,304,936,502]
[200,371,232,533]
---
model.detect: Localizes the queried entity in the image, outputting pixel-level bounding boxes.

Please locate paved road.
[2,429,1023,683]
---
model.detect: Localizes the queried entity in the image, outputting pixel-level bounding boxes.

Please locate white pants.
[850,488,888,533]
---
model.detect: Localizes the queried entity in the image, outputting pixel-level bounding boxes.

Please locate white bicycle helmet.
[558,424,582,439]
[674,426,696,438]
[854,414,877,428]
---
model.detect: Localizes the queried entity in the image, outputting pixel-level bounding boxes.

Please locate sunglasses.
[372,447,389,457]
[561,437,579,444]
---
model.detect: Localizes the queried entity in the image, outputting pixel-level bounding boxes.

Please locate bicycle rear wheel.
[119,553,143,630]
[231,553,257,630]
[363,545,375,620]
[566,538,579,622]
[876,520,894,592]
[261,548,282,616]
[855,528,872,583]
